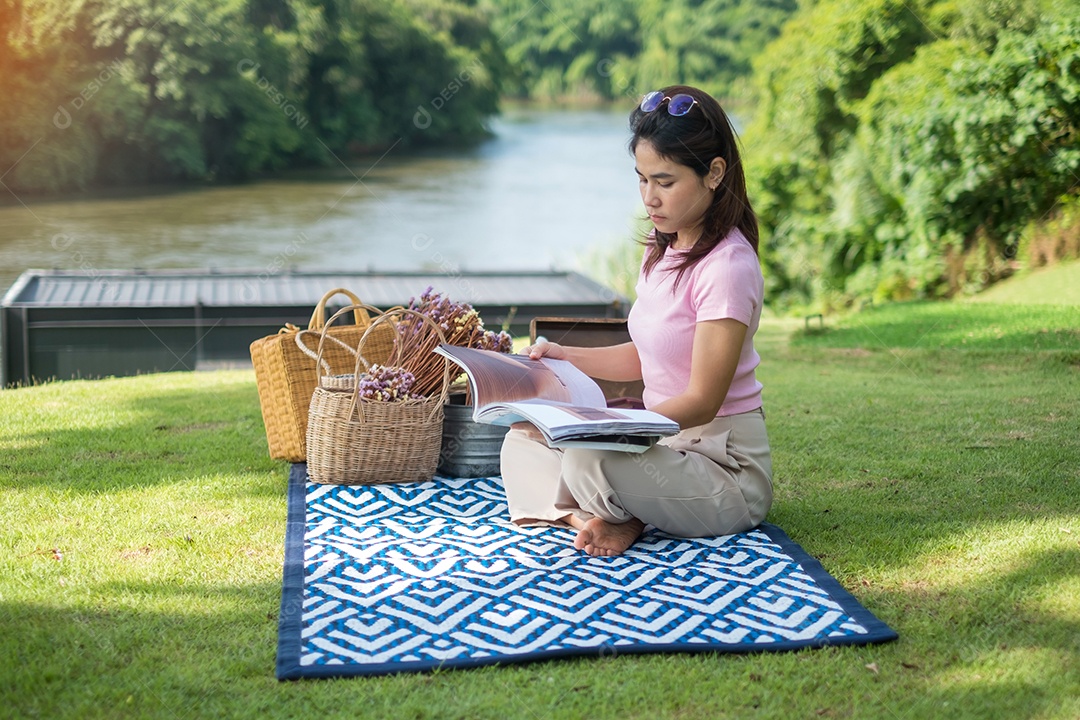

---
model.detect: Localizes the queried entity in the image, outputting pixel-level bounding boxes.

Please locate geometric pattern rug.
[276,463,897,679]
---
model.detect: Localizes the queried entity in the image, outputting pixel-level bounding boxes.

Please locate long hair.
[629,85,759,289]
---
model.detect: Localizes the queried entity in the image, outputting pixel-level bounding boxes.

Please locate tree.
[745,0,1080,308]
[0,0,508,193]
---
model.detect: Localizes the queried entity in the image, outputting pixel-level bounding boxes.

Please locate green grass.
[2,303,1079,719]
[969,259,1080,305]
[792,301,1080,352]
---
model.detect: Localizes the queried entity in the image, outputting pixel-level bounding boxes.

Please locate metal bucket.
[438,401,509,478]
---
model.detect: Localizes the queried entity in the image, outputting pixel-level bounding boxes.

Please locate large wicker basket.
[250,288,394,462]
[305,306,451,485]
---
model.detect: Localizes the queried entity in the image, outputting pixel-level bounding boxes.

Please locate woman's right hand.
[520,336,567,361]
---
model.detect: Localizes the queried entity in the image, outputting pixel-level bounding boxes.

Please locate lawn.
[1,301,1078,719]
[967,259,1080,305]
[791,301,1080,352]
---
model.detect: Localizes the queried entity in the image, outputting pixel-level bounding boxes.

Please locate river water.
[0,108,649,296]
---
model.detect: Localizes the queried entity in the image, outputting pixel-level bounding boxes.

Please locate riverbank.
[0,96,750,212]
[0,110,644,297]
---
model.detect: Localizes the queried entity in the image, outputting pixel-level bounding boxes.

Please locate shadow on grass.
[0,581,306,719]
[3,543,1077,720]
[858,545,1080,719]
[0,377,287,496]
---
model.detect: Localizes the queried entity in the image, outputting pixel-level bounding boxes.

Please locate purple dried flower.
[356,364,421,402]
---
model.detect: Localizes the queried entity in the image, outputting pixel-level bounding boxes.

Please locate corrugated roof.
[3,269,623,309]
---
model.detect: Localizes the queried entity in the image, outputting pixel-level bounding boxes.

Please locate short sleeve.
[690,241,762,326]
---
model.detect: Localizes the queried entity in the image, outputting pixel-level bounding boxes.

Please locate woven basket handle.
[313,302,396,385]
[295,328,356,375]
[308,288,371,330]
[347,308,452,423]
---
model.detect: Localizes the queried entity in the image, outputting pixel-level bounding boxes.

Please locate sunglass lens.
[668,94,696,116]
[640,91,665,113]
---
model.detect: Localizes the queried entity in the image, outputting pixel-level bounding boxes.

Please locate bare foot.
[572,516,645,557]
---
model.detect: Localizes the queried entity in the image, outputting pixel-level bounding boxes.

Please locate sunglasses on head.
[639,91,698,116]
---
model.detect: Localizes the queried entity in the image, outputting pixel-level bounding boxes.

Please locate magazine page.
[433,345,606,412]
[479,397,669,431]
[485,400,677,436]
[475,400,678,448]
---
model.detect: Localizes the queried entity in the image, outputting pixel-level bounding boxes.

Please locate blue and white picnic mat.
[276,463,897,679]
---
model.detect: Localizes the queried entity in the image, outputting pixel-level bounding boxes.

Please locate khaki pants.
[500,408,773,537]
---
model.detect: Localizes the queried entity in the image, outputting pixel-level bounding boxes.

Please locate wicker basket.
[319,374,357,391]
[305,306,451,485]
[250,289,395,462]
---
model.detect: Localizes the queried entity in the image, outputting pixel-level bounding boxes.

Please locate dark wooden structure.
[1,269,628,387]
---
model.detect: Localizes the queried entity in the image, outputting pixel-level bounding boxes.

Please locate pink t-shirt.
[627,229,764,417]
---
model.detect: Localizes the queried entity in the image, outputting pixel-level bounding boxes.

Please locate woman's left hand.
[510,421,545,443]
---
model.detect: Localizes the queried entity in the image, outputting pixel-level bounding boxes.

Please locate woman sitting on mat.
[500,85,773,557]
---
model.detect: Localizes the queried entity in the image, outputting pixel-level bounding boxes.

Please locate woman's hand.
[520,337,643,382]
[510,422,546,443]
[520,336,567,361]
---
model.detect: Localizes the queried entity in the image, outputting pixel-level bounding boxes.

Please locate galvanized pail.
[438,401,509,478]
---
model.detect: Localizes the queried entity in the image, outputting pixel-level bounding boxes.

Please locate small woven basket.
[250,288,394,462]
[305,306,451,485]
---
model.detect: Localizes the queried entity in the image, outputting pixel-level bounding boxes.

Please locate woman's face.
[634,140,714,246]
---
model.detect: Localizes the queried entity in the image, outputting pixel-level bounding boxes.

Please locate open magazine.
[433,344,680,453]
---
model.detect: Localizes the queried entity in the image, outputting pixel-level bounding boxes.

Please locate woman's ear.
[707,157,727,190]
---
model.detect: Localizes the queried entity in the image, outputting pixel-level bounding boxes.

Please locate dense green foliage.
[482,0,795,102]
[0,0,796,193]
[746,0,1080,310]
[0,0,505,192]
[5,0,1078,309]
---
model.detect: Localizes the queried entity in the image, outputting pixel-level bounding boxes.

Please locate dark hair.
[629,85,759,288]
